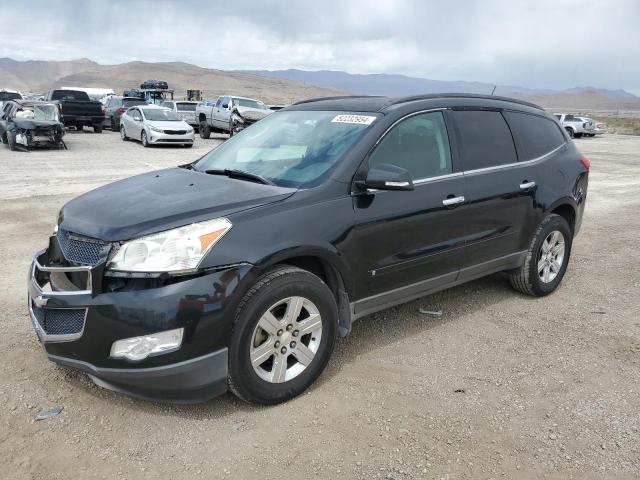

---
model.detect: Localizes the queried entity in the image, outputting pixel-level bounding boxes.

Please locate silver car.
[119,105,194,147]
[160,100,199,128]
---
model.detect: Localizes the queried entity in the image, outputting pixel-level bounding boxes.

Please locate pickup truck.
[45,89,106,133]
[195,95,272,138]
[553,113,595,138]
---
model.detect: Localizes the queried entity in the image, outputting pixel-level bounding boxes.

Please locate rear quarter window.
[451,110,517,170]
[503,112,565,161]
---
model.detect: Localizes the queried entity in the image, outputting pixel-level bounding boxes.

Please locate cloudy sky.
[2,0,639,93]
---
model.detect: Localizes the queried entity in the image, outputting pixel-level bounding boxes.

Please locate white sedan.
[120,105,194,147]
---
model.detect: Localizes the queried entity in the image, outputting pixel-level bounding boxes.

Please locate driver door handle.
[519,181,536,190]
[442,195,465,206]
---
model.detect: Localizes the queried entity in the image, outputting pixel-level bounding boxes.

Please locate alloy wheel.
[250,296,323,383]
[537,230,565,283]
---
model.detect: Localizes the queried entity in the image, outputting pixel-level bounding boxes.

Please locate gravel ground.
[0,131,638,480]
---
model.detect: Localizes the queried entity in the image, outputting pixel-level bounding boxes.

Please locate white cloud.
[0,0,638,92]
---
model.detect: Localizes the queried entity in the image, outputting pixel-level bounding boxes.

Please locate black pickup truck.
[45,89,106,133]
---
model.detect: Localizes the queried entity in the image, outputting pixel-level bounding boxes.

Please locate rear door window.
[503,111,565,161]
[176,102,196,111]
[451,110,517,170]
[369,111,452,180]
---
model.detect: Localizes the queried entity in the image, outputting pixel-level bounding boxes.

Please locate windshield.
[123,99,147,108]
[13,104,59,121]
[0,92,22,101]
[176,102,197,111]
[51,90,90,101]
[233,98,268,110]
[143,109,180,121]
[194,111,377,187]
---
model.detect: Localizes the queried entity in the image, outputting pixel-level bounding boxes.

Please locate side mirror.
[356,164,414,191]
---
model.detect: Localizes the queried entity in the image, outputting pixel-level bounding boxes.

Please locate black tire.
[184,143,193,148]
[228,265,338,405]
[509,214,572,297]
[111,117,120,132]
[199,121,211,139]
[229,117,235,137]
[587,133,595,137]
[565,127,574,138]
[1,132,7,144]
[574,132,583,139]
[93,124,103,133]
[120,125,128,141]
[7,131,17,151]
[75,123,83,132]
[141,130,149,147]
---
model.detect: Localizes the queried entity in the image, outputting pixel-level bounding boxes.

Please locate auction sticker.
[331,114,376,125]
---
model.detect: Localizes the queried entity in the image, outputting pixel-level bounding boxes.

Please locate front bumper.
[27,244,253,402]
[148,130,195,144]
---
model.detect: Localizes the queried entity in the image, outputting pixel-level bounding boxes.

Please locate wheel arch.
[546,199,577,234]
[256,248,353,337]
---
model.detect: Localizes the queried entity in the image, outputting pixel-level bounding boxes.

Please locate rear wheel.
[93,124,103,133]
[199,121,211,139]
[228,266,337,404]
[111,117,120,132]
[509,214,572,297]
[75,123,83,132]
[565,127,574,138]
[574,132,583,138]
[7,131,17,151]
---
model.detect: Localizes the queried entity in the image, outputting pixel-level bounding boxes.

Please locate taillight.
[58,104,63,112]
[580,156,591,172]
[117,107,126,113]
[101,105,106,114]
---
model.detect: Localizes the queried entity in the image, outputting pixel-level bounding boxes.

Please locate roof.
[286,93,543,113]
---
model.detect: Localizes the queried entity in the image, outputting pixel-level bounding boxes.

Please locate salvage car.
[45,89,106,133]
[553,113,595,138]
[160,100,199,129]
[119,104,194,147]
[196,95,272,138]
[0,89,23,109]
[27,94,588,404]
[0,99,65,150]
[103,96,148,131]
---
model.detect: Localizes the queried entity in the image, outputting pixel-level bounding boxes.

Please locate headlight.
[232,114,244,124]
[107,217,232,273]
[149,125,163,133]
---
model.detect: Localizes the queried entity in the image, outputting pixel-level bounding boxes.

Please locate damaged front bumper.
[27,241,254,403]
[10,122,66,150]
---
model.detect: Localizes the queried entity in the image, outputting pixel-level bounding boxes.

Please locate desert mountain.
[0,58,341,104]
[241,69,640,111]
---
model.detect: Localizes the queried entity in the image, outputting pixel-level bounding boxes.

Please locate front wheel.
[228,266,337,404]
[509,214,573,297]
[141,130,149,147]
[120,126,128,141]
[565,127,574,138]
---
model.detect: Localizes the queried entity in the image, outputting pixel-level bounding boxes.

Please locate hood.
[59,168,296,241]
[147,119,191,130]
[235,106,272,122]
[12,118,63,130]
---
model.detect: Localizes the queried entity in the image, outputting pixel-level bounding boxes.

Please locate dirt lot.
[0,131,638,480]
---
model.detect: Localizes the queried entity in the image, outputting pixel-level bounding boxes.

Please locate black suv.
[28,94,589,404]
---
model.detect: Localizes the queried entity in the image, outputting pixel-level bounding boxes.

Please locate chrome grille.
[57,229,108,266]
[31,304,86,336]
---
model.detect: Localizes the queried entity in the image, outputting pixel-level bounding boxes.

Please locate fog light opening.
[110,328,184,361]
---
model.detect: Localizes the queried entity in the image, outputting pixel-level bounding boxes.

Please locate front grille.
[57,229,109,266]
[31,304,86,336]
[163,130,187,135]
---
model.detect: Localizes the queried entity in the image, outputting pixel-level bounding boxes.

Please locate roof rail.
[388,93,543,110]
[291,95,384,106]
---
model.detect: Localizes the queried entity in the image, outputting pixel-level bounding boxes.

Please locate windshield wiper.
[204,168,274,185]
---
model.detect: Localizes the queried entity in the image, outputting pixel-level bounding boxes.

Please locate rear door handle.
[442,195,465,206]
[520,181,536,190]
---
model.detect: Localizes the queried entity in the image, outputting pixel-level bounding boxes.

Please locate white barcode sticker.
[331,114,376,125]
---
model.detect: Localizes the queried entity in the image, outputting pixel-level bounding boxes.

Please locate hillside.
[0,58,341,104]
[241,69,640,111]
